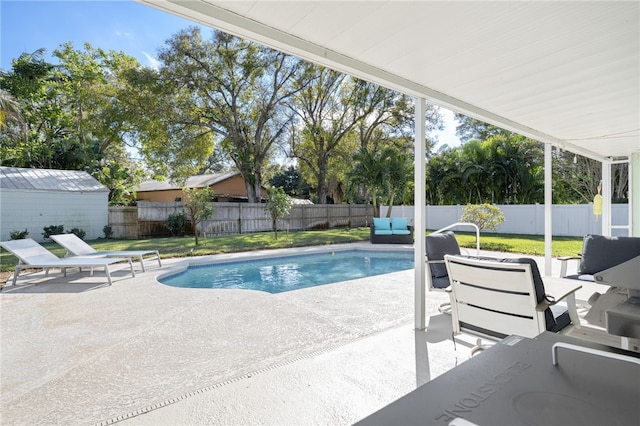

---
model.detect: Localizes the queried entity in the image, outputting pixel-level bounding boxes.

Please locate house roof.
[0,167,108,192]
[139,0,640,161]
[136,172,241,192]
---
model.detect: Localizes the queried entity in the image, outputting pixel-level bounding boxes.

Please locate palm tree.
[348,147,386,217]
[382,149,412,216]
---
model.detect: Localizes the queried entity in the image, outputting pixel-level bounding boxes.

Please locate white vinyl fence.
[382,203,630,237]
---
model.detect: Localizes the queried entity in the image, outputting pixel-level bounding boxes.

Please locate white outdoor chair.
[444,254,582,342]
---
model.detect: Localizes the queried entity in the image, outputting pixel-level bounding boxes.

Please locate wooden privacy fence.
[109,201,374,238]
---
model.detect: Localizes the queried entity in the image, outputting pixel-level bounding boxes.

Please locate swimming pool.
[159,249,414,293]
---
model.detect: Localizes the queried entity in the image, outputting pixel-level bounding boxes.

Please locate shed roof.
[136,172,242,192]
[0,167,108,192]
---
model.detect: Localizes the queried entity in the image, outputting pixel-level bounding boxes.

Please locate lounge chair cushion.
[578,234,640,275]
[426,231,460,278]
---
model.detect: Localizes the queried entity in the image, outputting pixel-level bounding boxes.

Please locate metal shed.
[0,167,109,242]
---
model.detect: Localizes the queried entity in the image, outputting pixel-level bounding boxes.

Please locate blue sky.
[1,0,460,148]
[1,0,201,71]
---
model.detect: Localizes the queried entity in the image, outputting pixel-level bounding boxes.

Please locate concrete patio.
[0,243,609,425]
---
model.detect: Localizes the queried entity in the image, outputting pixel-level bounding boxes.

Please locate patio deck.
[0,243,612,425]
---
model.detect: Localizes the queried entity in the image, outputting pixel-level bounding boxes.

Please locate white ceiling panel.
[139,0,640,160]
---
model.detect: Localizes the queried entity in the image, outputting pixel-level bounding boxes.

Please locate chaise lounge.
[370,217,414,244]
[50,233,161,272]
[0,238,135,287]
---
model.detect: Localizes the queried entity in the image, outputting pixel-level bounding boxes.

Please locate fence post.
[238,203,242,234]
[326,204,329,228]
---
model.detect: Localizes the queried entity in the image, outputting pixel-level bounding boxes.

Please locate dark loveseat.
[370,217,414,244]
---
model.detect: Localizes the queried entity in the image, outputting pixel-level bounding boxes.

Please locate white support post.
[544,143,552,276]
[414,98,427,330]
[631,152,640,237]
[601,161,612,236]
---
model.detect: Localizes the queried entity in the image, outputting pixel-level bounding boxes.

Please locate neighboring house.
[135,172,267,203]
[0,167,109,242]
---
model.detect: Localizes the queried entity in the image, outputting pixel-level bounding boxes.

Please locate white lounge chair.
[50,234,161,272]
[0,238,135,287]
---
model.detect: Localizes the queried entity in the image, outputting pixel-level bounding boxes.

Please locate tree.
[269,165,311,198]
[454,114,512,143]
[264,187,292,239]
[425,134,545,205]
[1,45,145,198]
[145,28,305,202]
[0,88,24,131]
[381,149,413,215]
[182,187,215,245]
[460,204,505,232]
[552,150,628,204]
[348,147,387,216]
[289,65,373,203]
[91,157,145,206]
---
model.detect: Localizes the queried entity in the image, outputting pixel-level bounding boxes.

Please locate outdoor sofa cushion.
[390,217,411,235]
[372,217,392,235]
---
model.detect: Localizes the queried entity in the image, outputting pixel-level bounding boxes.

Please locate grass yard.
[0,227,583,281]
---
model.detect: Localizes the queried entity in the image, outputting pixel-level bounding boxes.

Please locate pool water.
[159,249,414,293]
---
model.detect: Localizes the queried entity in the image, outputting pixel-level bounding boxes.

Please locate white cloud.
[142,51,161,71]
[114,30,134,40]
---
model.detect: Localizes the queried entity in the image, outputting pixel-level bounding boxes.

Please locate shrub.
[182,187,215,245]
[42,225,64,240]
[9,229,29,240]
[461,203,505,232]
[67,228,86,240]
[103,225,113,239]
[264,187,292,239]
[166,212,187,237]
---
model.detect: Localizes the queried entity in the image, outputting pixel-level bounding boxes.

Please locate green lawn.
[0,227,583,275]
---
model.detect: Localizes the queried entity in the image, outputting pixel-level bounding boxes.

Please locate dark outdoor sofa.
[370,217,414,244]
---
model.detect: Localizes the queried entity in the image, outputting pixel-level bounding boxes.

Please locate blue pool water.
[159,249,414,293]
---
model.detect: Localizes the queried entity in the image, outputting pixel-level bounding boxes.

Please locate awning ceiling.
[139,0,639,161]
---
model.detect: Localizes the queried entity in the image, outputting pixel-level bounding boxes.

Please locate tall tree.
[289,65,374,203]
[348,147,387,216]
[1,46,145,202]
[147,28,305,202]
